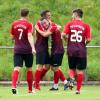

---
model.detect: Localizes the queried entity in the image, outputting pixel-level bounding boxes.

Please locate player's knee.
[36,65,43,71]
[77,70,84,74]
[14,67,21,72]
[26,68,32,71]
[51,67,59,72]
[44,65,50,70]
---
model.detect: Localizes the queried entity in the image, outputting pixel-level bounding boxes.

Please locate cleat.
[64,82,70,90]
[28,90,35,94]
[12,88,17,94]
[49,87,58,91]
[69,78,75,90]
[76,90,80,94]
[34,82,40,91]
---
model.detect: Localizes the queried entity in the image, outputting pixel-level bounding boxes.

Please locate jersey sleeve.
[28,23,34,34]
[50,24,57,33]
[85,24,91,41]
[63,22,70,34]
[10,23,14,35]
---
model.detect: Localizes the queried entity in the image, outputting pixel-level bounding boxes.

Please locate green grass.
[0,86,100,100]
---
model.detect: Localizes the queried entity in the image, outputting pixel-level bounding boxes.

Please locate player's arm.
[28,33,36,53]
[56,24,62,30]
[61,22,70,42]
[35,25,56,37]
[28,24,36,54]
[10,24,15,40]
[85,24,91,45]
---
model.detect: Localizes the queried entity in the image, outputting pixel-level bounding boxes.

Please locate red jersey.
[11,19,33,54]
[51,22,64,54]
[35,20,49,53]
[63,19,91,57]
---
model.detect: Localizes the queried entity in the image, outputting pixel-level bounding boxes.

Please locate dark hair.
[40,10,50,18]
[21,8,29,17]
[73,8,83,18]
[40,18,50,29]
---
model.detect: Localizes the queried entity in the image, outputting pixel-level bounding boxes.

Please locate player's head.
[40,10,51,20]
[72,8,83,20]
[21,8,29,18]
[41,18,50,29]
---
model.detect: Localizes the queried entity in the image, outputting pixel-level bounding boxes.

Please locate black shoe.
[50,87,58,91]
[12,89,17,94]
[64,82,70,90]
[76,91,80,94]
[69,79,74,90]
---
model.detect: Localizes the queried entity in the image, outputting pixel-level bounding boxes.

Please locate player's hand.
[32,48,36,54]
[57,25,62,30]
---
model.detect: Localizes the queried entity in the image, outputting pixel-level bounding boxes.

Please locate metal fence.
[0,46,100,82]
[0,46,100,49]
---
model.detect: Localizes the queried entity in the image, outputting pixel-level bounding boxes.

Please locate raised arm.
[35,24,56,37]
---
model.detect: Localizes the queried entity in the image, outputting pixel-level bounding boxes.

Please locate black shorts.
[68,56,87,70]
[36,51,50,65]
[50,53,64,67]
[14,53,33,68]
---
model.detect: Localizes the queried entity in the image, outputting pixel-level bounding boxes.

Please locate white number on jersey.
[70,30,82,42]
[18,29,23,40]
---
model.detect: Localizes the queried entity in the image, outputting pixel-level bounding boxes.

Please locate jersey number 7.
[18,29,23,40]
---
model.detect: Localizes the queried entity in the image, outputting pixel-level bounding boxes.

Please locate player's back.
[11,19,33,54]
[67,20,89,57]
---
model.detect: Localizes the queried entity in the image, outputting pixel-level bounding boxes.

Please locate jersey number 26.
[70,30,82,42]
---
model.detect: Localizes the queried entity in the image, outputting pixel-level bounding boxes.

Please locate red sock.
[76,73,84,91]
[69,69,75,79]
[40,68,48,80]
[26,71,33,92]
[12,70,19,88]
[59,69,66,82]
[34,69,42,84]
[54,70,60,84]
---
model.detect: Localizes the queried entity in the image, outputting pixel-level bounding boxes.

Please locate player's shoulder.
[51,22,57,27]
[64,21,72,27]
[12,20,19,25]
[82,21,90,28]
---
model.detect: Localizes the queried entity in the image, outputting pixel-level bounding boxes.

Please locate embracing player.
[62,8,91,94]
[35,10,68,91]
[10,8,35,94]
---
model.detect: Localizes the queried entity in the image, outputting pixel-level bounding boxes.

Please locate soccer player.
[35,10,68,91]
[10,8,36,94]
[62,8,91,94]
[34,18,54,91]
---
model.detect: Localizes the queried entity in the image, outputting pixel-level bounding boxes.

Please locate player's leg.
[12,54,23,94]
[34,52,46,90]
[50,53,68,90]
[34,64,43,90]
[40,52,50,80]
[40,64,50,80]
[76,57,86,94]
[24,53,34,93]
[68,56,77,90]
[50,66,60,91]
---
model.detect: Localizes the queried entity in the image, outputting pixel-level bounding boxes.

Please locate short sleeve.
[10,23,14,35]
[63,22,70,34]
[50,23,57,33]
[28,23,34,33]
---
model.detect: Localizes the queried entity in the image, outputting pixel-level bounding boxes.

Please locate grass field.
[0,85,100,100]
